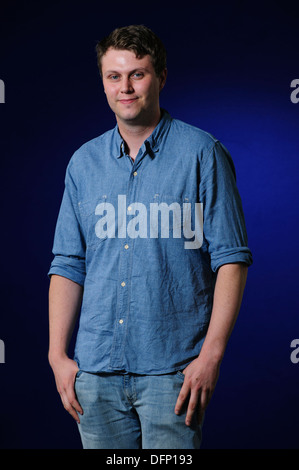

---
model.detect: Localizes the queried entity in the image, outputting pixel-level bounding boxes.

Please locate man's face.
[101,48,166,127]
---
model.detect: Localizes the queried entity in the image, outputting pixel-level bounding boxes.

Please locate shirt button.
[119,319,124,324]
[128,206,132,212]
[124,244,129,249]
[133,171,137,176]
[121,281,126,287]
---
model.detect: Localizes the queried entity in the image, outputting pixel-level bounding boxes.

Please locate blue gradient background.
[0,0,298,449]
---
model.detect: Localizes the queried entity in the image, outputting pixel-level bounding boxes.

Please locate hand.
[50,356,83,423]
[174,354,221,426]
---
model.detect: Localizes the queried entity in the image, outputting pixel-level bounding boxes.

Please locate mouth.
[118,97,138,104]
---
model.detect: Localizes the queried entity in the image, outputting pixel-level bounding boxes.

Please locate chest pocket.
[150,194,185,239]
[78,195,111,250]
[150,194,203,248]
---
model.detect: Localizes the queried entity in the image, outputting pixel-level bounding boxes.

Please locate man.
[48,25,252,449]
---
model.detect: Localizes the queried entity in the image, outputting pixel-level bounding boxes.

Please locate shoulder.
[170,117,219,152]
[65,128,116,178]
[169,116,235,175]
[71,129,115,164]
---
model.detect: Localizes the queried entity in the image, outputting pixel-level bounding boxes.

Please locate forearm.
[48,274,83,365]
[200,262,248,363]
[175,263,248,425]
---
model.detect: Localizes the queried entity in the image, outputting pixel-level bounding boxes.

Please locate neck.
[117,110,161,160]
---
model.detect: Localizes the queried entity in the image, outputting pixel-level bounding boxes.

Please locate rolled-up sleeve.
[48,159,86,286]
[200,141,253,272]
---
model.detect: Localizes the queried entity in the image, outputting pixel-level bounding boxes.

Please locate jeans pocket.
[176,370,185,380]
[76,369,83,379]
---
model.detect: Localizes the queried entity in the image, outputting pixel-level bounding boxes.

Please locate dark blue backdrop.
[0,0,298,449]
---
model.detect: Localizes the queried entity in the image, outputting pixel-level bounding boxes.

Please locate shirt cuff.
[211,247,253,272]
[48,255,86,286]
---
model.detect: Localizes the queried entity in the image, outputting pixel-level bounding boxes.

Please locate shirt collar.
[112,109,172,159]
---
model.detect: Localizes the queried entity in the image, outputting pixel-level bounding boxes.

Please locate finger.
[60,393,80,422]
[69,382,84,413]
[185,388,199,426]
[61,390,83,423]
[69,395,84,417]
[197,389,209,424]
[174,381,190,415]
[67,367,84,416]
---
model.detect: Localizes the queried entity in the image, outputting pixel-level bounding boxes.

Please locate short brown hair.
[95,25,167,77]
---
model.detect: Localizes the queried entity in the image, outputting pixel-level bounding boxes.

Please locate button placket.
[109,155,142,370]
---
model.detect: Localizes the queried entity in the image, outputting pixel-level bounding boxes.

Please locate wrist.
[48,349,69,368]
[199,337,226,364]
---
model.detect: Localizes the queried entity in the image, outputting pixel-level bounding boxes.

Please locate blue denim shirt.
[48,110,252,374]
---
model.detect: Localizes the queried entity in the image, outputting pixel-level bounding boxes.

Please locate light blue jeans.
[74,371,202,449]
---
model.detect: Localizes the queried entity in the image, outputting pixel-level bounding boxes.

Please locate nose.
[120,76,134,94]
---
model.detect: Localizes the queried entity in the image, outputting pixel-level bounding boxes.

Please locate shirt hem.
[74,360,198,376]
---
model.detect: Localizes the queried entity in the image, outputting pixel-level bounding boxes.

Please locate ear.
[159,68,167,92]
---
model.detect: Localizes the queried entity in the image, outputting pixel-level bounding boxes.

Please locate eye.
[109,74,120,81]
[132,72,144,79]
